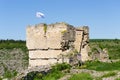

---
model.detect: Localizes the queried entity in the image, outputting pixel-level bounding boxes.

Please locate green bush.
[43,24,47,34]
[69,73,93,80]
[51,63,71,72]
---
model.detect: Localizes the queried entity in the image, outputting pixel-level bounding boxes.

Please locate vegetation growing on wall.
[61,30,67,34]
[43,24,47,34]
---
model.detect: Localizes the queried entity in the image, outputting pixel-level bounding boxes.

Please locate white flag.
[36,12,45,18]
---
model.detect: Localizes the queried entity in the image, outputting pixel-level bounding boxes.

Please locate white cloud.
[36,12,45,18]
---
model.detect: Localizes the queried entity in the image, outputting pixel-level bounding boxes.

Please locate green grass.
[41,71,64,80]
[23,63,71,80]
[116,78,120,80]
[85,61,120,71]
[40,63,71,80]
[69,73,93,80]
[51,62,71,72]
[101,72,116,78]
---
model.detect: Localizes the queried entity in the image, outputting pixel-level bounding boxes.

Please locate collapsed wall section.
[26,22,89,67]
[74,26,89,61]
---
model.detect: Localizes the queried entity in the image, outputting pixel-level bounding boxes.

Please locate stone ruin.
[26,22,89,67]
[91,47,109,62]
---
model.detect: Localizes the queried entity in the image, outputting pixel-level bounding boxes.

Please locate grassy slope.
[69,73,93,80]
[0,40,28,79]
[0,39,28,61]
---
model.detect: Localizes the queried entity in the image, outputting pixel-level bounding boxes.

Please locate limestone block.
[29,50,62,58]
[58,58,69,63]
[74,30,83,52]
[69,29,75,41]
[76,27,83,31]
[81,45,89,61]
[83,34,89,42]
[62,26,75,41]
[47,31,62,49]
[29,59,58,67]
[62,31,75,41]
[29,58,69,67]
[46,24,67,49]
[83,26,89,34]
[26,24,48,49]
[100,49,109,61]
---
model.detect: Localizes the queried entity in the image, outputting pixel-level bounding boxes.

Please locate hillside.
[0,39,120,80]
[0,40,28,79]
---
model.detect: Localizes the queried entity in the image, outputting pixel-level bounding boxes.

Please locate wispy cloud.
[36,12,45,18]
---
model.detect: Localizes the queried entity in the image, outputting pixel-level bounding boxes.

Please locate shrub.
[51,63,71,72]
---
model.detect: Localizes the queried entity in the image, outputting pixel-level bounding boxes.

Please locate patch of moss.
[43,24,47,34]
[61,30,67,34]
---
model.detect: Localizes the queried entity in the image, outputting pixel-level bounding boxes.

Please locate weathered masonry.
[26,22,89,67]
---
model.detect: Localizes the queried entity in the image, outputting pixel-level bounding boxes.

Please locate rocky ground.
[13,64,120,80]
[0,48,28,76]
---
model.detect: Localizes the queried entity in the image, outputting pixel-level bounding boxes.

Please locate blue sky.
[0,0,120,40]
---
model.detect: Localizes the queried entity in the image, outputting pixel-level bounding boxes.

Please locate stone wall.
[26,22,89,67]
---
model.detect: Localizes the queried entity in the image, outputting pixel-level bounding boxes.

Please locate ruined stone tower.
[26,22,89,67]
